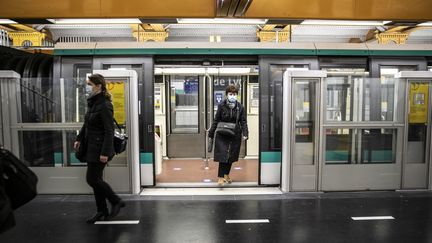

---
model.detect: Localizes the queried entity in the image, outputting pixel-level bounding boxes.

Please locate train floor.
[156,158,258,184]
[1,191,432,242]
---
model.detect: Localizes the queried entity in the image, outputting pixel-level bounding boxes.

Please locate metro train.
[1,42,432,194]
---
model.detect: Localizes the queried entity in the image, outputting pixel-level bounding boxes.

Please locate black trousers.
[218,163,232,177]
[86,162,120,213]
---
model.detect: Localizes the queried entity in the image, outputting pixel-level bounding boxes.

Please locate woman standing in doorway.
[209,85,249,186]
[74,74,125,223]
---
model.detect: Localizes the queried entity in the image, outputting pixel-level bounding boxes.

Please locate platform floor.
[156,158,259,184]
[1,191,432,243]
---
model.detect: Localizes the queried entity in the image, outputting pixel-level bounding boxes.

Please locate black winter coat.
[208,100,248,164]
[0,158,15,233]
[76,92,115,163]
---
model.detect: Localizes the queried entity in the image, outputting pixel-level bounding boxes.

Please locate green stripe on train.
[54,48,432,57]
[326,150,393,163]
[140,153,153,164]
[261,151,281,163]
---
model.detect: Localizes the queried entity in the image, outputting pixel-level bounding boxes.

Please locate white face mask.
[86,84,93,93]
[227,94,237,102]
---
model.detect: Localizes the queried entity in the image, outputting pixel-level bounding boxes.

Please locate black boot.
[86,211,109,224]
[106,200,125,220]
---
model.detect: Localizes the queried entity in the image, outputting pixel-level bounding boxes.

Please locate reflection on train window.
[325,77,353,121]
[269,64,309,150]
[18,131,63,167]
[170,76,199,134]
[363,78,396,121]
[325,128,397,164]
[325,128,353,164]
[360,129,396,164]
[17,78,61,123]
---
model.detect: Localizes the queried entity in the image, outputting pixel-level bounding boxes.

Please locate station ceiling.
[1,0,432,21]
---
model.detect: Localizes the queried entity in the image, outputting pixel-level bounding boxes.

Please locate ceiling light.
[301,20,386,26]
[176,18,267,25]
[52,18,142,24]
[418,22,432,26]
[0,19,17,24]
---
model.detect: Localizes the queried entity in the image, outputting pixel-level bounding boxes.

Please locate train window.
[325,76,353,121]
[325,128,397,164]
[325,128,354,164]
[269,64,309,150]
[18,131,63,167]
[363,77,398,122]
[360,129,397,164]
[170,76,199,134]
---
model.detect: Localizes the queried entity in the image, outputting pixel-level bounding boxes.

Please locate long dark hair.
[88,74,112,101]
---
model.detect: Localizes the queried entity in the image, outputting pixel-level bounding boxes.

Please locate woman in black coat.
[208,85,249,186]
[73,74,125,223]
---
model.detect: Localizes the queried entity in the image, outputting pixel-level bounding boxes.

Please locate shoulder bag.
[114,119,128,154]
[216,106,240,137]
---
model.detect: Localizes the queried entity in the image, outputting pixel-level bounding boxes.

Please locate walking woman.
[208,85,249,186]
[74,74,125,223]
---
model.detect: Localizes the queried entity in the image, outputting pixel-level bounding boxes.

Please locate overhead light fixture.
[217,0,253,17]
[0,19,17,24]
[52,18,142,24]
[418,22,432,26]
[176,18,267,25]
[301,20,386,26]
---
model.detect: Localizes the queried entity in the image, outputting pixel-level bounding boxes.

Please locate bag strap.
[113,118,122,130]
[235,105,240,125]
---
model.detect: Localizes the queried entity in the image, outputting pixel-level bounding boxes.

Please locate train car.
[1,42,432,194]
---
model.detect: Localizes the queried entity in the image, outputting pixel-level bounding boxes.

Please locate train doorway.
[154,65,259,186]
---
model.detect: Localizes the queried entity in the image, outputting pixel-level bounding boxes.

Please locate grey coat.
[76,93,115,163]
[208,100,248,164]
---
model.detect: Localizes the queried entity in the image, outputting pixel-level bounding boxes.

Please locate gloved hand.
[242,136,248,141]
[207,138,214,152]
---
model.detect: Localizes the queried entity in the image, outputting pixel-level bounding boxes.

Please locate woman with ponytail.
[74,74,125,223]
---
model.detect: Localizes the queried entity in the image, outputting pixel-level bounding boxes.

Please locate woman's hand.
[100,155,109,163]
[73,141,80,151]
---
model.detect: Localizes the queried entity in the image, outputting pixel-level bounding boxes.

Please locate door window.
[170,76,199,134]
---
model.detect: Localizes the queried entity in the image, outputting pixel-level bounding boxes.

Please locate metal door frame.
[397,71,432,190]
[1,70,140,194]
[290,77,322,191]
[281,70,326,193]
[94,70,140,194]
[165,73,206,158]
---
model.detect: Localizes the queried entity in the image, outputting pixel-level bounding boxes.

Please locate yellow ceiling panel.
[0,0,101,18]
[0,0,214,18]
[246,0,355,19]
[246,0,432,20]
[102,0,214,18]
[0,0,431,20]
[355,0,432,20]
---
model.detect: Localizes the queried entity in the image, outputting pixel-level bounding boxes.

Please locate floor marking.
[203,179,212,182]
[226,219,270,224]
[173,168,182,171]
[95,220,140,225]
[234,167,242,170]
[351,216,395,221]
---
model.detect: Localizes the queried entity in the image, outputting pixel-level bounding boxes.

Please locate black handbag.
[75,139,87,162]
[114,119,128,154]
[216,122,237,137]
[0,148,38,210]
[216,106,240,137]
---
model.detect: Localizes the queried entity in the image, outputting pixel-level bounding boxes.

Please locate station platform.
[1,191,432,242]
